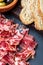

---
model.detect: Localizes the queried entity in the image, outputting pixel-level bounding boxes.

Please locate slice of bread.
[19,7,34,25]
[20,0,43,30]
[34,0,43,30]
[20,0,35,25]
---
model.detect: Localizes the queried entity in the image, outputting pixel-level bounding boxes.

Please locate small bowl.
[0,0,18,12]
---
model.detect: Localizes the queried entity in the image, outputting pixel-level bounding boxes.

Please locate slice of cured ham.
[0,14,37,65]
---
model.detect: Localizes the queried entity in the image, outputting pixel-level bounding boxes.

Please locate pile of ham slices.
[0,15,37,65]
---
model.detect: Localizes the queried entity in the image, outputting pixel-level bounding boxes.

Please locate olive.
[0,2,6,7]
[0,0,4,2]
[4,0,13,4]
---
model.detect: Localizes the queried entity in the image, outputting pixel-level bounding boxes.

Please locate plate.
[4,12,43,65]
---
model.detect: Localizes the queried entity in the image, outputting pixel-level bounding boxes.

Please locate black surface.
[4,13,43,65]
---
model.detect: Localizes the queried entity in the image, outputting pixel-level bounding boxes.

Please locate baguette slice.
[34,0,43,30]
[20,0,43,30]
[19,7,34,25]
[20,0,36,25]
